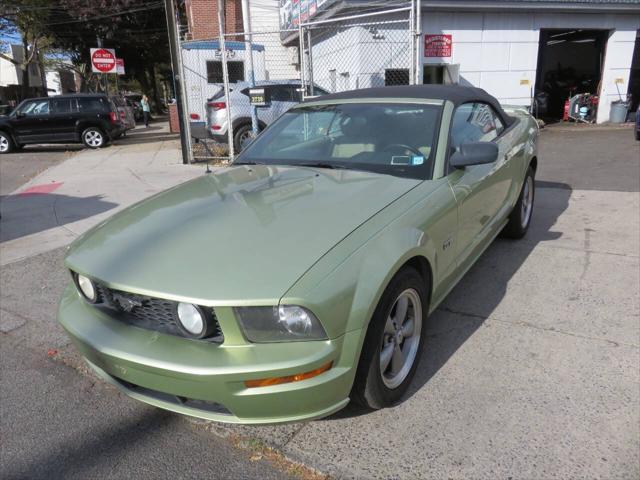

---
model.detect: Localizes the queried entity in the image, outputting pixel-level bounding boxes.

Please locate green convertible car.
[59,85,538,424]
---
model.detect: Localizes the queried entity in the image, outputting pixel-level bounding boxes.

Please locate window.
[51,98,75,114]
[206,61,245,83]
[78,97,108,113]
[385,69,410,86]
[270,85,299,102]
[18,100,49,116]
[238,103,442,180]
[451,102,504,150]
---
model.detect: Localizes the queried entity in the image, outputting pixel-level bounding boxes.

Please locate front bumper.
[58,285,358,424]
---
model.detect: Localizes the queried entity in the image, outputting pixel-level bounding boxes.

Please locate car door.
[11,99,52,144]
[49,97,78,141]
[446,102,514,265]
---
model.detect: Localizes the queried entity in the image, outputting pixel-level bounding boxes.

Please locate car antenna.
[205,162,212,174]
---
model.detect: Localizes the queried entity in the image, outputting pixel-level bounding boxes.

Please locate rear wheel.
[352,267,428,409]
[0,131,14,154]
[502,166,535,239]
[233,124,256,153]
[82,127,106,149]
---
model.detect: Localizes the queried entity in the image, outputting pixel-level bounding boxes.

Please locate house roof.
[181,40,265,52]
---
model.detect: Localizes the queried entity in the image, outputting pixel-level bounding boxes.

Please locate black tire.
[0,131,14,154]
[502,166,535,239]
[351,267,429,409]
[233,124,254,153]
[635,129,640,141]
[81,127,106,149]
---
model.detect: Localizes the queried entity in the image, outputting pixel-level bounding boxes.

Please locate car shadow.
[18,144,85,153]
[0,193,118,243]
[327,180,573,420]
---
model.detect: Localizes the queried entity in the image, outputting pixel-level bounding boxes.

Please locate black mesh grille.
[94,283,223,343]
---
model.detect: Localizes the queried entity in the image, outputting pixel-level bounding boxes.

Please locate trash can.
[610,100,630,123]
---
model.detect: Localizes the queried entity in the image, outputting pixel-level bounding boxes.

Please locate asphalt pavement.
[0,122,638,479]
[0,145,81,196]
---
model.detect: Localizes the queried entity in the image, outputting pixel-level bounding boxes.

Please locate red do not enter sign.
[90,48,117,73]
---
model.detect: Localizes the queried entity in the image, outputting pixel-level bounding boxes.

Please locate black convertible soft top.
[310,85,514,126]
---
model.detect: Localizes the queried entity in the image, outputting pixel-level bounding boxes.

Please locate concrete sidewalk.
[0,123,206,266]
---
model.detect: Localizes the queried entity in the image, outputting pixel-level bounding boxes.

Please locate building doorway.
[422,64,460,85]
[534,29,609,120]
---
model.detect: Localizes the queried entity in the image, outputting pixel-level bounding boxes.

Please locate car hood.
[65,165,421,304]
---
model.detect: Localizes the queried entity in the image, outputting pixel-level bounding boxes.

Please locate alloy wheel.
[84,130,103,148]
[380,288,422,389]
[239,130,253,149]
[0,135,9,153]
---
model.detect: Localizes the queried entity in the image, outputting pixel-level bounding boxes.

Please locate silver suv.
[206,80,328,151]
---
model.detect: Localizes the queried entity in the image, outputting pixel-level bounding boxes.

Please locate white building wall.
[421,11,640,123]
[249,0,299,80]
[310,14,412,93]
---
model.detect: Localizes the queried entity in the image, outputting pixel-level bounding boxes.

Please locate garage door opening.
[534,29,609,121]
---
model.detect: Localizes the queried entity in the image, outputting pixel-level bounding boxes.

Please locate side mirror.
[450,142,499,168]
[15,111,25,119]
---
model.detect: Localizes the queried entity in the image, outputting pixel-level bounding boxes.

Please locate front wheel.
[0,131,14,154]
[82,127,106,149]
[351,267,428,409]
[502,166,535,239]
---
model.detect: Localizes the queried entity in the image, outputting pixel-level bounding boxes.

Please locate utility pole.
[164,0,191,164]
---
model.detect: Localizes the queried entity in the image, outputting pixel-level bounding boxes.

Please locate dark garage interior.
[534,29,609,120]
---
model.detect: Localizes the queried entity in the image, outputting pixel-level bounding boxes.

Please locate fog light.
[176,302,210,338]
[76,274,97,303]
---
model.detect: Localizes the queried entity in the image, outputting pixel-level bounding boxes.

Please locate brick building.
[184,0,243,40]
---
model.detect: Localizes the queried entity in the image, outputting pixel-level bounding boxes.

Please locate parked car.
[59,85,539,424]
[635,104,640,141]
[0,94,124,153]
[110,95,136,135]
[124,94,144,121]
[206,80,329,152]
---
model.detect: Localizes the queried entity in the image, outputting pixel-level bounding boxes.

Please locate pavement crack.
[127,167,158,190]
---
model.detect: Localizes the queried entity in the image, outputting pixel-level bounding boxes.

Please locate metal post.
[218,0,235,160]
[409,0,415,85]
[164,0,191,164]
[415,0,422,85]
[298,23,307,100]
[306,28,314,94]
[241,0,259,137]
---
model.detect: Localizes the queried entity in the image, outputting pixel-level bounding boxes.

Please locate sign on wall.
[90,48,117,73]
[424,35,452,58]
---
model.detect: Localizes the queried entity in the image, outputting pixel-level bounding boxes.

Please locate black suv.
[0,94,124,154]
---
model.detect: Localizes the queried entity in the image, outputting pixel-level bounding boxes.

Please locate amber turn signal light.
[244,361,333,388]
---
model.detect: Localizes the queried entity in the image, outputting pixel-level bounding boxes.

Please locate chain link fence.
[179,6,417,164]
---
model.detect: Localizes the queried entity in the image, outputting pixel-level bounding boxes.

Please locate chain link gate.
[178,3,418,164]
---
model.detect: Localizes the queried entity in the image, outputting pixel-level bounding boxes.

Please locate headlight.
[74,273,98,303]
[234,305,327,343]
[176,302,215,339]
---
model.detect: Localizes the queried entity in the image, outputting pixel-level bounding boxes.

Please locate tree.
[47,0,172,110]
[0,1,53,98]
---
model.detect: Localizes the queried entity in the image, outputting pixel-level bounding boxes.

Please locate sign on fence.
[116,58,125,75]
[424,35,452,58]
[90,48,117,73]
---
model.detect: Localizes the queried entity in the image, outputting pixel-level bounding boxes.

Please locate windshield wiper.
[290,162,347,170]
[233,161,264,166]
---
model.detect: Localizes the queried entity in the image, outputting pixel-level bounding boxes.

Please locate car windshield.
[236,102,442,180]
